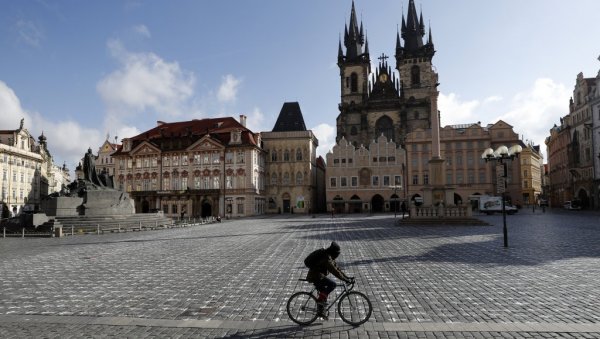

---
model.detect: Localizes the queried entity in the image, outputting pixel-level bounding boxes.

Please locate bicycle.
[286,278,372,326]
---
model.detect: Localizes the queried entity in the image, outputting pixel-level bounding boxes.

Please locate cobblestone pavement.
[1,208,600,338]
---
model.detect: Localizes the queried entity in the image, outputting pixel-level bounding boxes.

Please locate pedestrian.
[400,201,407,217]
[304,241,354,319]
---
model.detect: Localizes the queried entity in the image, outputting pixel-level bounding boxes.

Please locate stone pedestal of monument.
[82,189,135,216]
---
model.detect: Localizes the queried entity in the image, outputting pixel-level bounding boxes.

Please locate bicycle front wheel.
[287,291,318,325]
[337,291,372,325]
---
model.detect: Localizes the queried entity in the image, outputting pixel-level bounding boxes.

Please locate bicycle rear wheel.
[337,291,372,325]
[287,291,319,325]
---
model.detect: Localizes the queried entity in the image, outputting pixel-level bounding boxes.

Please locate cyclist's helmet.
[327,241,341,259]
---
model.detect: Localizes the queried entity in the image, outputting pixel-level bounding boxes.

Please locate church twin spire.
[339,1,369,63]
[397,0,435,61]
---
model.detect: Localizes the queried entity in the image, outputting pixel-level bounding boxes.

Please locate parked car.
[563,201,581,210]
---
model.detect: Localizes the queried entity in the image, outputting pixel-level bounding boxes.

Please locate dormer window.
[230,130,242,145]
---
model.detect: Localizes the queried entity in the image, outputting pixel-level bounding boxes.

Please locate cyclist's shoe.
[316,302,328,320]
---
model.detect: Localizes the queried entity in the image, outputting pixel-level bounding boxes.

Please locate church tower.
[336,1,371,145]
[395,0,438,132]
[336,0,437,148]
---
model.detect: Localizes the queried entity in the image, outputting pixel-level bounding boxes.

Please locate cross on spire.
[378,53,389,62]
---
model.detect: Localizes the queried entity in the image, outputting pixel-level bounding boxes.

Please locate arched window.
[350,126,358,135]
[296,149,302,161]
[271,173,277,185]
[350,73,358,93]
[376,115,394,142]
[271,150,277,161]
[296,172,303,185]
[283,172,290,185]
[284,150,290,161]
[411,65,420,86]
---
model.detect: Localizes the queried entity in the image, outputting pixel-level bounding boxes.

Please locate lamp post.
[481,144,522,248]
[389,185,403,219]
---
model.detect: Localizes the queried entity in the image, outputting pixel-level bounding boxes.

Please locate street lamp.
[389,185,402,219]
[481,144,522,248]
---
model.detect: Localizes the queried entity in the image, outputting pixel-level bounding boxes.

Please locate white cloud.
[15,19,43,47]
[0,80,102,171]
[438,93,480,126]
[133,24,151,38]
[244,107,265,133]
[217,74,241,103]
[499,78,569,158]
[97,39,195,125]
[312,123,336,160]
[0,80,31,127]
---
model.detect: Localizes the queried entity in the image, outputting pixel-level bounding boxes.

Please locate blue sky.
[1,0,600,170]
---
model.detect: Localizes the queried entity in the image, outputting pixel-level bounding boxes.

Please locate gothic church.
[336,0,438,148]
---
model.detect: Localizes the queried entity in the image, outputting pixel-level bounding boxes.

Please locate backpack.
[304,248,326,269]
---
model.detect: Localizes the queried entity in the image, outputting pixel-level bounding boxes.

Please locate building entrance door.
[283,199,291,213]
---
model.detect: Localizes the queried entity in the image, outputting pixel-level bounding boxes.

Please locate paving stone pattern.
[1,209,600,338]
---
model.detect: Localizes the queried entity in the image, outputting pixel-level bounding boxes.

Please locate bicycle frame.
[300,279,355,313]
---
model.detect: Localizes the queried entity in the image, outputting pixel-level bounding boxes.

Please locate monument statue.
[40,148,134,217]
[83,147,104,187]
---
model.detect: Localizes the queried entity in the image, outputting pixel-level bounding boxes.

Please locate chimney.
[239,115,247,127]
[157,121,166,126]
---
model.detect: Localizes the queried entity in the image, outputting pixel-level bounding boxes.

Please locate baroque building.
[519,143,543,205]
[110,117,266,219]
[0,119,54,215]
[262,102,324,214]
[406,121,522,208]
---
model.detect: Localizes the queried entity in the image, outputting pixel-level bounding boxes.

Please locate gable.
[130,141,161,155]
[187,135,225,151]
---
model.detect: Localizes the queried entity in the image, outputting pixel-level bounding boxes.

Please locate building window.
[172,177,180,190]
[162,156,169,167]
[172,204,178,214]
[372,176,379,186]
[237,151,244,163]
[296,149,303,161]
[479,171,486,184]
[225,152,233,164]
[226,176,232,189]
[182,177,188,190]
[213,177,220,189]
[523,180,528,188]
[411,65,420,86]
[194,177,201,189]
[182,155,188,166]
[457,173,464,184]
[203,153,210,164]
[284,150,290,161]
[163,178,170,190]
[468,171,475,184]
[296,172,303,185]
[351,176,358,187]
[271,150,277,161]
[394,175,402,185]
[383,176,390,186]
[212,153,220,164]
[330,177,337,188]
[271,173,277,185]
[283,172,290,185]
[172,155,179,166]
[412,175,418,185]
[237,198,245,214]
[341,177,347,187]
[203,177,210,189]
[350,72,358,92]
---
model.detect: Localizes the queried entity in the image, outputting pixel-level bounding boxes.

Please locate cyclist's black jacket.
[306,253,349,283]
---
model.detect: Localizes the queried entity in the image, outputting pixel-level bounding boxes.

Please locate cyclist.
[305,241,354,318]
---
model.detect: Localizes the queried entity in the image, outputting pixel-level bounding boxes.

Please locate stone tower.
[336,0,437,149]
